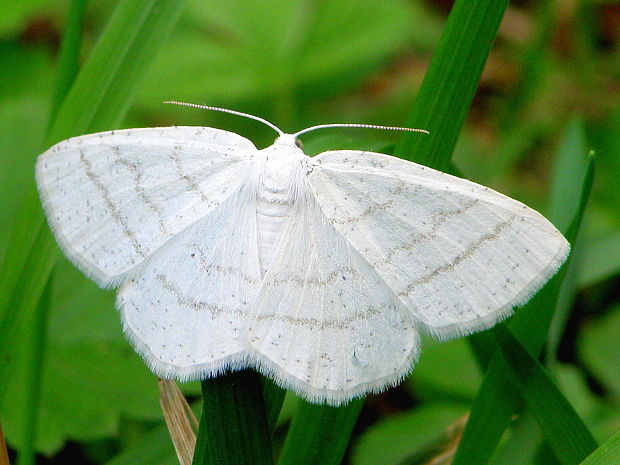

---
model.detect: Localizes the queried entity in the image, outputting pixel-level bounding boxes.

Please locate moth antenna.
[293,123,429,138]
[164,101,285,136]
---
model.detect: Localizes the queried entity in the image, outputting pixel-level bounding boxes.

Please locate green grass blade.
[453,154,595,465]
[278,2,509,462]
[494,325,597,464]
[451,356,521,464]
[547,118,589,232]
[49,0,88,122]
[277,399,364,465]
[0,190,45,338]
[16,275,53,465]
[508,154,594,348]
[580,429,620,465]
[498,0,553,130]
[0,225,57,405]
[393,0,509,172]
[12,3,88,460]
[546,119,589,363]
[47,0,189,144]
[192,371,273,465]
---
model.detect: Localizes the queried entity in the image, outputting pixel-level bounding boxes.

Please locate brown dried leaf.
[159,379,198,465]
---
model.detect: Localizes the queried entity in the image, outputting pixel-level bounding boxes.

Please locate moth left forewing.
[247,183,419,405]
[308,150,569,340]
[36,126,257,288]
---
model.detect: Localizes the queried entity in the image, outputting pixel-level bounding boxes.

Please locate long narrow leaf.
[453,154,595,465]
[278,399,364,465]
[0,191,45,347]
[13,3,88,460]
[159,380,198,465]
[49,0,88,122]
[548,118,589,232]
[0,225,56,404]
[498,0,554,131]
[394,0,509,172]
[16,277,53,465]
[580,429,620,465]
[47,0,189,144]
[494,325,597,464]
[546,119,589,363]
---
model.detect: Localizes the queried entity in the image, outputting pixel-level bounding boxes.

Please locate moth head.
[273,134,303,150]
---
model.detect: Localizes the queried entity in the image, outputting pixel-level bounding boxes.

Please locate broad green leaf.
[104,401,202,465]
[494,325,597,464]
[3,340,162,454]
[351,403,466,465]
[105,423,178,465]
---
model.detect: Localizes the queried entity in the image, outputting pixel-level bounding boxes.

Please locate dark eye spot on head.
[295,138,304,149]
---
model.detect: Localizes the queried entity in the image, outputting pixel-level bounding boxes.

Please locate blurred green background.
[1,0,619,464]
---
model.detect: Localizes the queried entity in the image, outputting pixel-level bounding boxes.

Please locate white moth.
[36,103,569,405]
